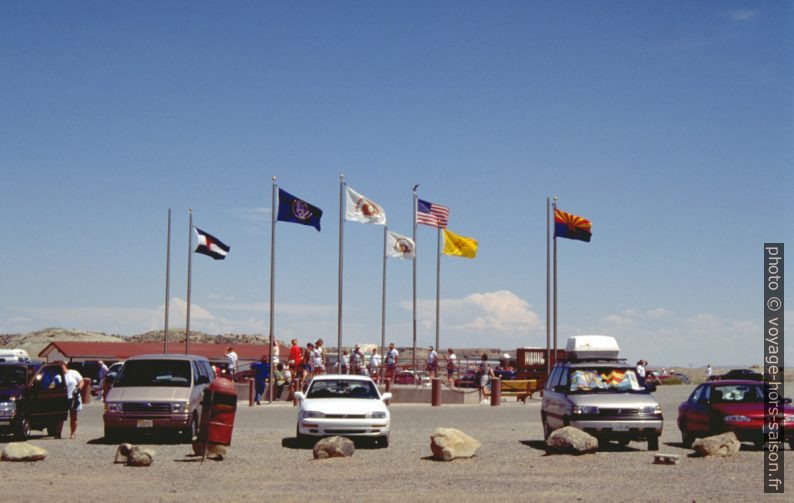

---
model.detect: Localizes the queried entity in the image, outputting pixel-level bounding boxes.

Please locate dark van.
[0,362,70,439]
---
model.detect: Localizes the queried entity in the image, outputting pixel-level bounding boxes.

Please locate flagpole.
[164,208,171,354]
[435,226,441,353]
[545,197,550,375]
[269,177,277,403]
[186,208,193,355]
[552,197,558,362]
[337,174,345,373]
[412,186,418,374]
[381,225,388,378]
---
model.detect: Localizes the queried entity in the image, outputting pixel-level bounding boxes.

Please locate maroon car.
[677,380,794,449]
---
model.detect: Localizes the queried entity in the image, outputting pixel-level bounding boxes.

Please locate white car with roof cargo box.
[541,335,663,450]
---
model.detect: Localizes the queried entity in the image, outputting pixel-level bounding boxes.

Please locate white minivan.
[103,354,214,442]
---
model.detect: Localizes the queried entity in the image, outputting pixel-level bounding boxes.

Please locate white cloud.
[400,290,542,346]
[726,10,758,22]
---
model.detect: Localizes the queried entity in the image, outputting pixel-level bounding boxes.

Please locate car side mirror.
[381,392,392,402]
[294,391,305,401]
[645,383,657,392]
[554,385,567,393]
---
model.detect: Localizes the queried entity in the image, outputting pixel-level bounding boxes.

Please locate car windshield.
[568,367,643,393]
[113,360,192,387]
[711,384,764,403]
[0,366,27,386]
[306,379,379,399]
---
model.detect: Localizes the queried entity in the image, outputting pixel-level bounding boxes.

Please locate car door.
[26,364,68,424]
[543,366,566,429]
[685,384,713,434]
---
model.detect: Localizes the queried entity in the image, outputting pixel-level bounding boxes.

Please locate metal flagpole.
[381,225,388,378]
[412,186,418,373]
[435,226,441,353]
[337,174,345,373]
[545,197,550,375]
[268,177,277,403]
[552,197,558,362]
[185,208,193,355]
[164,208,171,354]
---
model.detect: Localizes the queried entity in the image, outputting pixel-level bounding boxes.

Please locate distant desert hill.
[129,329,268,346]
[0,328,126,358]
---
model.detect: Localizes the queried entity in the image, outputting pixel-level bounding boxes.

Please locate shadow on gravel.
[281,436,385,450]
[86,434,191,446]
[521,440,548,452]
[174,454,223,463]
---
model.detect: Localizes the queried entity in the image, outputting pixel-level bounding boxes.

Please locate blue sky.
[1,2,791,366]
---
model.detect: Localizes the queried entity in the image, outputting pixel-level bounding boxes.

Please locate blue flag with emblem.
[277,188,323,231]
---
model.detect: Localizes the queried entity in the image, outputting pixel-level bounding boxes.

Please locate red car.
[677,380,794,449]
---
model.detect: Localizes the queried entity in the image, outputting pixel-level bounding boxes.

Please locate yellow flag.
[443,229,478,259]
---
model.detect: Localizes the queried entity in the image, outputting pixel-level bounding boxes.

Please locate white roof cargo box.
[565,335,620,360]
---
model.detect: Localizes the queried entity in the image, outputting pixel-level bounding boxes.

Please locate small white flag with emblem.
[386,231,415,259]
[345,186,387,225]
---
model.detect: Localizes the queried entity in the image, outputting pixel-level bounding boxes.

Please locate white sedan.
[294,374,392,447]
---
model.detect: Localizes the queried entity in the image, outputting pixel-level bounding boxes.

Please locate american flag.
[416,198,450,228]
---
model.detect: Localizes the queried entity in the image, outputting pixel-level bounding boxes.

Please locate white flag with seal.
[386,231,415,259]
[345,186,387,225]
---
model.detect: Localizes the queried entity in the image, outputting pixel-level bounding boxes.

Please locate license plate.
[136,419,153,428]
[613,424,629,432]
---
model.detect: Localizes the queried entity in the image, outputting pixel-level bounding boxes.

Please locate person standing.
[303,343,315,377]
[274,363,286,400]
[272,341,280,366]
[97,360,109,401]
[476,353,495,401]
[351,345,364,375]
[340,350,350,374]
[426,346,438,379]
[289,339,302,369]
[56,361,85,439]
[314,339,326,374]
[446,348,457,386]
[369,348,381,383]
[636,360,646,386]
[225,346,238,378]
[385,343,399,381]
[251,355,269,405]
[706,364,713,381]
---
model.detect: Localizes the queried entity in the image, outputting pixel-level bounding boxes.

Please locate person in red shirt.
[289,339,302,369]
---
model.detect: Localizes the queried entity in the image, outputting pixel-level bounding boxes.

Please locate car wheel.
[15,417,30,441]
[680,424,695,448]
[647,434,659,451]
[541,414,551,441]
[183,413,198,443]
[617,439,630,447]
[47,421,64,439]
[377,434,389,448]
[295,425,311,447]
[597,437,610,450]
[789,439,794,451]
[753,439,765,450]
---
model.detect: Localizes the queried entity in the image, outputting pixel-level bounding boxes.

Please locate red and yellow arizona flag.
[554,208,592,242]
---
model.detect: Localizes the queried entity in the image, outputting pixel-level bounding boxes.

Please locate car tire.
[541,414,551,441]
[597,437,610,450]
[295,425,312,447]
[47,421,63,439]
[754,439,765,450]
[183,413,198,443]
[789,439,794,451]
[647,434,659,451]
[104,425,119,442]
[617,439,630,447]
[680,424,695,448]
[15,417,30,441]
[377,434,389,448]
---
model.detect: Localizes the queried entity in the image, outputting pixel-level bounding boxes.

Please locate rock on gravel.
[1,442,47,462]
[692,432,740,457]
[126,446,155,466]
[430,427,481,461]
[313,436,355,459]
[545,426,598,455]
[114,443,134,464]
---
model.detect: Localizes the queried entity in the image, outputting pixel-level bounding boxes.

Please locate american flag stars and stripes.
[416,199,450,228]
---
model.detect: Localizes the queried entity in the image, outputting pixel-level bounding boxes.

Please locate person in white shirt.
[427,346,439,378]
[369,349,381,383]
[271,341,280,365]
[351,345,364,375]
[97,360,109,400]
[385,343,399,381]
[313,340,325,375]
[706,364,712,380]
[56,361,85,439]
[446,348,457,386]
[226,347,238,377]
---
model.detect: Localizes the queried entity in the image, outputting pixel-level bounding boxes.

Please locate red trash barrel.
[490,377,501,406]
[199,378,238,454]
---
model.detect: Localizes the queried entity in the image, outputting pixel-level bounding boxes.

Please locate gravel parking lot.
[2,385,791,502]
